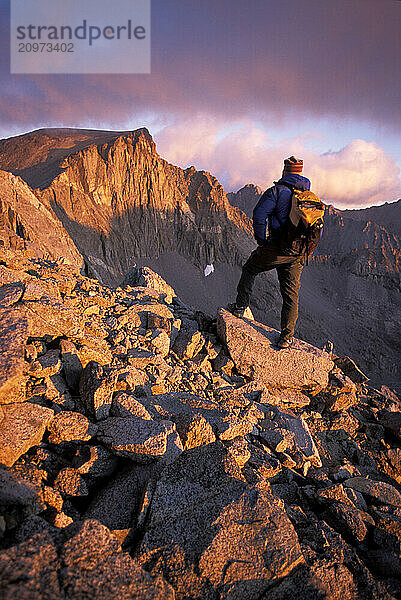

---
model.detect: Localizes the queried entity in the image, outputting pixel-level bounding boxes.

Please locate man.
[230,156,310,349]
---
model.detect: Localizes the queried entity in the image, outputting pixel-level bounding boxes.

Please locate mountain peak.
[0,128,399,392]
[0,126,155,189]
[236,183,263,194]
[226,183,263,218]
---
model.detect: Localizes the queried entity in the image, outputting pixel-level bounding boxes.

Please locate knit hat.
[283,156,303,174]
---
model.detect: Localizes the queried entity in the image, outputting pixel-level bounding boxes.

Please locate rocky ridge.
[0,127,253,286]
[1,236,401,598]
[0,169,82,271]
[0,128,400,390]
[343,199,401,239]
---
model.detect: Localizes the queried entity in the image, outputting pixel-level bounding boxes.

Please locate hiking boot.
[276,335,293,349]
[226,303,248,318]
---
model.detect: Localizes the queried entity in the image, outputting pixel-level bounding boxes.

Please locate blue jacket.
[253,173,311,245]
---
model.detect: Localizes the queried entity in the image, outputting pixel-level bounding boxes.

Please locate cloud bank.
[0,0,399,132]
[155,117,400,209]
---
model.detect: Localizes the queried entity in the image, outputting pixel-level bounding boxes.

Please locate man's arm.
[252,186,277,245]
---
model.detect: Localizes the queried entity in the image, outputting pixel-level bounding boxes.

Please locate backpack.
[272,182,325,259]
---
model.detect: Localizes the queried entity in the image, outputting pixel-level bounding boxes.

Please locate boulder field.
[0,255,401,599]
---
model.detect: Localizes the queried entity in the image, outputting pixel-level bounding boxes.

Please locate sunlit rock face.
[0,169,82,270]
[0,127,253,287]
[217,308,334,392]
[0,126,400,390]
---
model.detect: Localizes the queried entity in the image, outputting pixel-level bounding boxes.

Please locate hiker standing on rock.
[229,156,324,349]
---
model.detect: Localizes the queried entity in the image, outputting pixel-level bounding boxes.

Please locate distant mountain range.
[343,199,401,238]
[0,128,399,390]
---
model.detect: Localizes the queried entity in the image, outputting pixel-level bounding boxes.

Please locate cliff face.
[0,128,137,189]
[0,127,400,390]
[0,128,252,285]
[316,206,401,288]
[0,169,82,271]
[303,208,401,388]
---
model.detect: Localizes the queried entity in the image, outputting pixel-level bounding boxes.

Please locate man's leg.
[276,258,303,339]
[235,246,274,308]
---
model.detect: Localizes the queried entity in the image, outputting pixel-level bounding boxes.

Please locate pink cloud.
[155,118,400,209]
[305,140,401,208]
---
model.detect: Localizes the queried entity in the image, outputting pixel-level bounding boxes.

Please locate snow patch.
[204,264,214,277]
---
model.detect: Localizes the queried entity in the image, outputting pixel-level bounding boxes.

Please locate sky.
[0,0,400,209]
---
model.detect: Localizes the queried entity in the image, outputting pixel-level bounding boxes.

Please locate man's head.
[283,156,303,176]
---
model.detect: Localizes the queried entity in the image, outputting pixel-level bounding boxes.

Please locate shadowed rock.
[0,531,61,599]
[73,444,117,478]
[372,513,401,559]
[59,340,83,392]
[60,519,175,599]
[15,515,59,545]
[0,468,44,522]
[344,477,401,507]
[377,409,401,441]
[85,464,152,531]
[139,442,304,599]
[324,502,371,544]
[79,361,117,420]
[258,405,322,468]
[29,350,62,379]
[334,355,369,384]
[0,518,175,600]
[97,416,176,463]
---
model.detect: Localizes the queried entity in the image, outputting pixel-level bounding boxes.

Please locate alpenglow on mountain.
[0,126,401,599]
[0,127,399,390]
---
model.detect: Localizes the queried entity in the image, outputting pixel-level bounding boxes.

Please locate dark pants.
[236,242,304,339]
